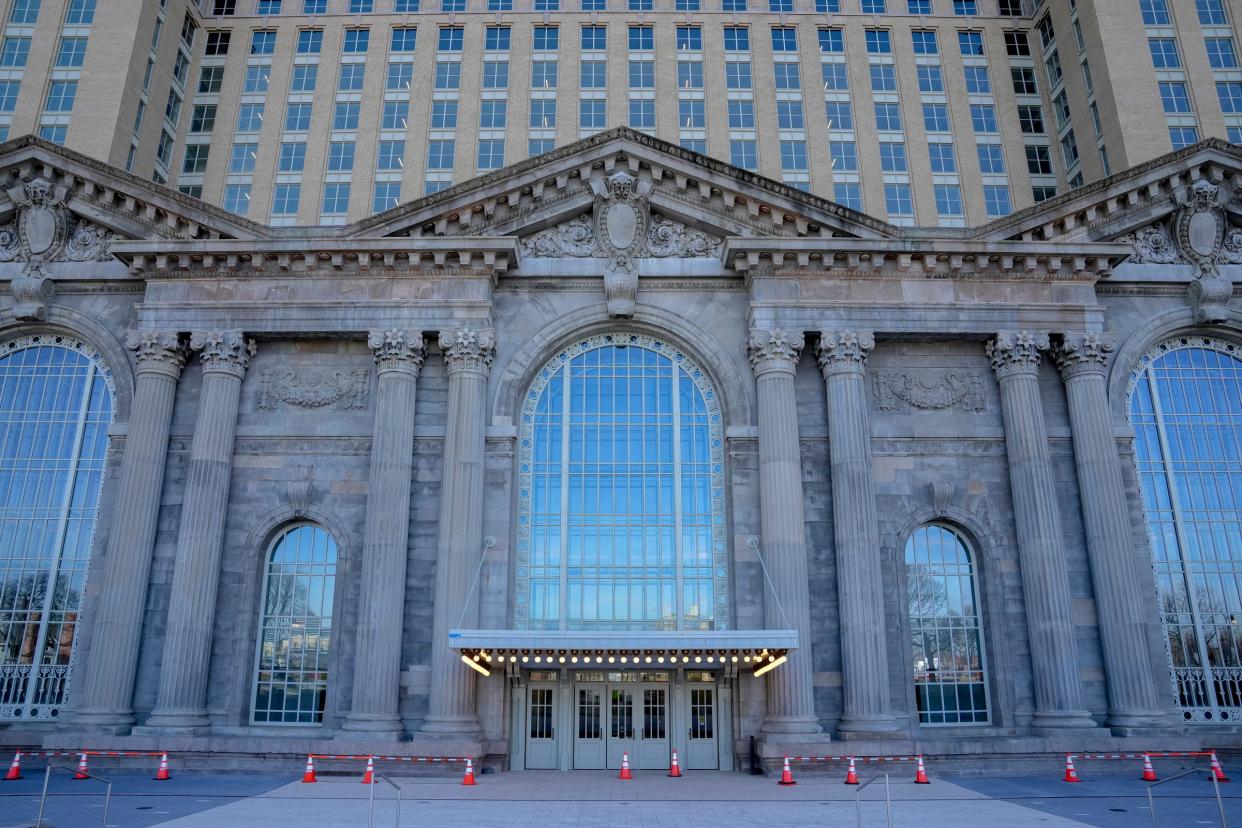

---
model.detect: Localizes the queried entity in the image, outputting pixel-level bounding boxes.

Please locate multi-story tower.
[0,0,1237,225]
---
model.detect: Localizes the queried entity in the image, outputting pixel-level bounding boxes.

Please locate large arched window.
[905,523,989,725]
[0,335,114,721]
[1129,336,1242,723]
[251,524,337,724]
[516,333,727,631]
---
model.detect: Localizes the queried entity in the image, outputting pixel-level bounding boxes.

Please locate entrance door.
[573,685,605,769]
[637,685,670,770]
[526,684,558,769]
[685,685,718,769]
[606,686,637,770]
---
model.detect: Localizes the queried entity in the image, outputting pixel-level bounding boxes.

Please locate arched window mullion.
[24,359,94,713]
[1146,359,1217,717]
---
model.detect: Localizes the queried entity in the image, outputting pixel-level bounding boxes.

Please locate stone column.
[72,332,187,732]
[421,327,495,736]
[144,331,255,732]
[987,331,1096,731]
[342,330,426,738]
[817,331,899,737]
[1053,333,1165,730]
[746,328,821,736]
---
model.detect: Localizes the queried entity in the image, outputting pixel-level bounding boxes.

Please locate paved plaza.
[1,766,1239,828]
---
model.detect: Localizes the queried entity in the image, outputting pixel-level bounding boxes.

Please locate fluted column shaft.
[145,331,254,731]
[73,332,187,730]
[818,331,899,736]
[988,331,1095,731]
[343,331,426,737]
[1054,333,1165,730]
[421,327,494,736]
[747,329,821,735]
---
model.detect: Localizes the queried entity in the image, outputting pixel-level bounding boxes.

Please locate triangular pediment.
[973,138,1242,246]
[344,127,900,245]
[0,135,269,244]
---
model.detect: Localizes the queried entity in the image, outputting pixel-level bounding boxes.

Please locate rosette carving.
[191,330,256,377]
[747,327,804,376]
[1053,332,1117,379]
[817,330,875,377]
[368,329,426,376]
[125,331,189,378]
[441,326,496,375]
[987,331,1049,379]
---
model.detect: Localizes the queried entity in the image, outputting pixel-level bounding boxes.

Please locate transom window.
[0,336,114,721]
[906,523,989,725]
[1129,337,1242,723]
[251,523,337,724]
[516,334,727,631]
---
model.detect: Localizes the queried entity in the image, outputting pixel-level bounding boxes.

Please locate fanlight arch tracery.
[515,333,728,631]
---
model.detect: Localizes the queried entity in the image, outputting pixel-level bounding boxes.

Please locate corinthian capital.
[368,329,426,376]
[747,328,803,376]
[191,330,256,377]
[816,330,875,377]
[441,326,496,375]
[126,330,189,379]
[1052,332,1116,380]
[987,330,1049,380]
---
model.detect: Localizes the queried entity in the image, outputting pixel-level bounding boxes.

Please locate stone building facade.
[1,129,1241,770]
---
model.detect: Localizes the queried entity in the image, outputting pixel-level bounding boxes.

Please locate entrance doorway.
[516,670,725,771]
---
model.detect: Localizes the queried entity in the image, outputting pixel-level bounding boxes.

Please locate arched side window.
[0,335,115,722]
[905,523,989,725]
[1128,336,1242,723]
[516,333,727,631]
[251,524,337,725]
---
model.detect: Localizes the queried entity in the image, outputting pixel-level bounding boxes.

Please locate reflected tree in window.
[0,336,114,721]
[252,523,337,724]
[1129,337,1242,722]
[906,523,989,724]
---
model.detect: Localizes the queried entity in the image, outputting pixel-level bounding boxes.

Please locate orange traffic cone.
[302,755,317,784]
[153,753,171,782]
[1141,754,1157,782]
[778,755,796,786]
[619,752,632,780]
[360,756,374,785]
[1210,752,1230,783]
[668,749,682,778]
[462,758,477,786]
[73,753,89,780]
[3,752,21,781]
[844,756,859,785]
[1063,754,1081,783]
[914,755,930,784]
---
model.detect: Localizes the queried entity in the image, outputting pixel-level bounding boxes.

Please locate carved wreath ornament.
[1125,179,1242,324]
[3,177,121,321]
[519,171,723,317]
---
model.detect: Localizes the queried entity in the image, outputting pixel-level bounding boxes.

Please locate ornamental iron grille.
[1128,337,1242,723]
[0,335,115,721]
[515,333,728,630]
[905,523,990,725]
[251,523,337,724]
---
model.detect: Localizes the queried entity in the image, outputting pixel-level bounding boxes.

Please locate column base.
[1106,710,1169,734]
[64,710,135,735]
[1030,709,1099,733]
[760,714,826,737]
[137,710,211,735]
[836,713,903,740]
[418,714,482,738]
[340,714,404,741]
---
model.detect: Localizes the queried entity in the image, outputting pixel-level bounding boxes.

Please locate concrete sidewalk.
[4,768,1238,827]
